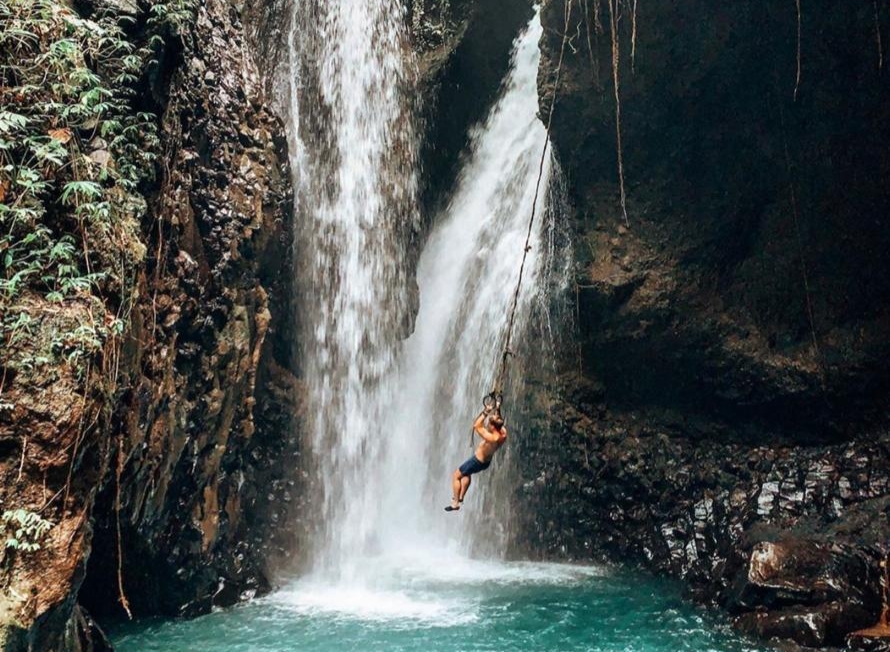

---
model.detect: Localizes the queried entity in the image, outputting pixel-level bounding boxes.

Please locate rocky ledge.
[516,377,890,648]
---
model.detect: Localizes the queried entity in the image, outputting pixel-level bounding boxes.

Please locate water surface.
[113,559,765,652]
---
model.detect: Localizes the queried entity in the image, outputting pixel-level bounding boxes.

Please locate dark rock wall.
[407,0,534,212]
[1,0,298,647]
[79,0,299,622]
[522,0,890,647]
[539,0,890,436]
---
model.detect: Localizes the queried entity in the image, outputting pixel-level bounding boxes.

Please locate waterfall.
[379,13,565,559]
[285,4,566,580]
[284,0,420,577]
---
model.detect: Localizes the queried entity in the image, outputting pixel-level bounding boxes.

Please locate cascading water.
[115,8,773,652]
[284,0,420,578]
[378,12,567,559]
[285,4,565,580]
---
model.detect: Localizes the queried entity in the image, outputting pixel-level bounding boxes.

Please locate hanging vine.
[580,0,596,75]
[631,0,638,73]
[794,0,802,99]
[606,0,629,226]
[775,93,823,388]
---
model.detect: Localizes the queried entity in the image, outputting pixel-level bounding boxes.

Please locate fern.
[2,509,53,554]
[0,0,179,377]
[60,180,102,204]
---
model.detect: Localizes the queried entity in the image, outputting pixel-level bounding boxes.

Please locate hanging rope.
[491,0,573,402]
[470,2,574,449]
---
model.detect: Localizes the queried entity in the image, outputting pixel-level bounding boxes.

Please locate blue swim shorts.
[458,455,491,477]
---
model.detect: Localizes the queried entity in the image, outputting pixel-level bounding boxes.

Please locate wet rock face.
[731,541,874,611]
[76,0,299,623]
[522,0,890,647]
[850,630,890,652]
[406,0,534,212]
[730,541,878,646]
[513,383,890,646]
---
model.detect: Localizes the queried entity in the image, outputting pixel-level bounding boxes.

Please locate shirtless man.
[445,412,507,512]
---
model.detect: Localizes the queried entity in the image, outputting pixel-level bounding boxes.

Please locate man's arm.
[474,414,500,443]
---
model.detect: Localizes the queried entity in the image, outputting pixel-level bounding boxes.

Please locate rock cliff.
[1,0,296,648]
[520,0,890,647]
[78,0,299,623]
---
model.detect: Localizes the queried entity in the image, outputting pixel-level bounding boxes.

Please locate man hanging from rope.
[445,411,507,512]
[440,0,571,517]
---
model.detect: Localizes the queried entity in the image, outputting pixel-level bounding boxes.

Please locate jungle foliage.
[0,0,193,375]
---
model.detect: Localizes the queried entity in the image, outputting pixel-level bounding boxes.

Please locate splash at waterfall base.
[112,562,770,652]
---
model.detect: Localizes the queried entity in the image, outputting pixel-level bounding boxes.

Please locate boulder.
[735,602,874,648]
[729,540,878,611]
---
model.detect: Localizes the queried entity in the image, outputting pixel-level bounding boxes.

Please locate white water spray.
[285,6,566,581]
[378,13,564,558]
[284,0,420,577]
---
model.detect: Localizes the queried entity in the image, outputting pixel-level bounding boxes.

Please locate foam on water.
[270,553,607,625]
[271,584,477,626]
[112,565,768,652]
[378,553,608,587]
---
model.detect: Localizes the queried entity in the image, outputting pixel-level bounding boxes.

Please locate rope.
[491,0,573,399]
[468,2,573,448]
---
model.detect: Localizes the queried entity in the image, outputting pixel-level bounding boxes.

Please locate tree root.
[607,0,629,226]
[794,0,802,99]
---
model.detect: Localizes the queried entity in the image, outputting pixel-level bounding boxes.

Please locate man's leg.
[459,474,471,502]
[447,469,462,510]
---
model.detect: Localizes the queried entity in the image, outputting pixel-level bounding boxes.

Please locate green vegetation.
[0,0,179,375]
[2,509,53,554]
[148,0,196,37]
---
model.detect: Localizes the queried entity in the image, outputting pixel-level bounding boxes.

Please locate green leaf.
[0,111,30,133]
[61,180,102,204]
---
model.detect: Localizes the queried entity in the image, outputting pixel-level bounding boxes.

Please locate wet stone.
[757,481,779,516]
